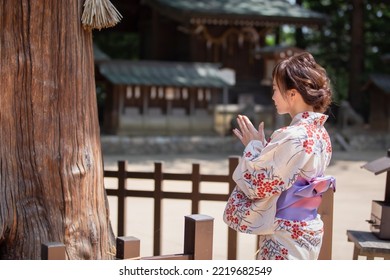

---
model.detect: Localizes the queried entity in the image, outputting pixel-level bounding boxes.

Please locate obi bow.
[275,176,336,221]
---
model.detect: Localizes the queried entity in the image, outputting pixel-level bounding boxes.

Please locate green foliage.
[280,26,297,46]
[265,34,276,46]
[292,0,390,103]
[364,2,390,75]
[300,0,353,102]
[92,31,140,60]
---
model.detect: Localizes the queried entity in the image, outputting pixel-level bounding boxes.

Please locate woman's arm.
[233,125,311,200]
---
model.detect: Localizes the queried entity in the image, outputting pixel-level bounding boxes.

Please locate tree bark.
[0,0,115,259]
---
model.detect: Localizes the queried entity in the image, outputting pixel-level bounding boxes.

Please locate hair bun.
[272,52,333,113]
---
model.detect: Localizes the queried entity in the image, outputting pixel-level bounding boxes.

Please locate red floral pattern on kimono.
[223,112,332,260]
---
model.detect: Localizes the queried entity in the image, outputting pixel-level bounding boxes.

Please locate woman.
[223,52,335,260]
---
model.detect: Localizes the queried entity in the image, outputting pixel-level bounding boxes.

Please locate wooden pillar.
[151,10,160,60]
[103,83,120,134]
[385,149,390,203]
[191,163,201,214]
[227,157,239,260]
[349,0,365,112]
[41,242,66,260]
[117,160,128,237]
[153,162,163,256]
[116,236,140,260]
[141,86,149,115]
[318,188,335,260]
[189,88,196,116]
[183,214,214,260]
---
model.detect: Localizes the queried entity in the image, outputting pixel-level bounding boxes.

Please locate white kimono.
[223,111,334,260]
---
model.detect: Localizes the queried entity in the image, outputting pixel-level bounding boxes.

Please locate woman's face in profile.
[272,79,290,115]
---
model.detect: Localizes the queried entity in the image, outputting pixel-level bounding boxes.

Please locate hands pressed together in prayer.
[233,115,265,147]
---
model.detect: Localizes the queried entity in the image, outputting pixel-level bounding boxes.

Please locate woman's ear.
[289,89,299,98]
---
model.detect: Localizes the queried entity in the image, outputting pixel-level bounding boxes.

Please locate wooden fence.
[103,156,334,260]
[104,156,239,259]
[41,214,214,260]
[116,214,214,260]
[41,157,334,260]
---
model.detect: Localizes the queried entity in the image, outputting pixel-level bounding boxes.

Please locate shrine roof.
[143,0,327,26]
[98,60,235,88]
[363,74,390,95]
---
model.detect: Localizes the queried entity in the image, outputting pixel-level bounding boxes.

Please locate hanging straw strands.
[81,0,123,31]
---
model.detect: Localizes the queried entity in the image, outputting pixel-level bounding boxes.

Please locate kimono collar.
[290,111,328,127]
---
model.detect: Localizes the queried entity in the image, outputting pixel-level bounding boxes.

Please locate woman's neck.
[289,104,314,119]
[288,92,314,118]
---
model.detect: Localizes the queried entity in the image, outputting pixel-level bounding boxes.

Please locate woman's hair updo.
[272,52,333,113]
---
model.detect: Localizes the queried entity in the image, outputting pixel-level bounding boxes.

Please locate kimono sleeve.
[232,127,310,200]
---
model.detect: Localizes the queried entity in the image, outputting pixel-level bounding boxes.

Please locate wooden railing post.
[117,160,128,237]
[227,156,239,260]
[183,214,214,260]
[318,188,334,260]
[191,163,201,214]
[116,236,140,260]
[154,162,163,256]
[41,242,66,260]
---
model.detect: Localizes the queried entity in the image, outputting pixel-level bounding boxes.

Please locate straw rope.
[81,0,123,31]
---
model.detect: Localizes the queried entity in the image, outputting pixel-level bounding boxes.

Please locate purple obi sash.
[275,176,336,221]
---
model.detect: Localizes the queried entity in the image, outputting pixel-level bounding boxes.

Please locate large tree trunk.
[0,0,115,259]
